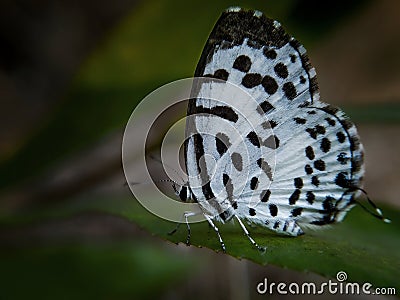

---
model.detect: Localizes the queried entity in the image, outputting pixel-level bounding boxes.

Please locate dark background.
[0,0,399,299]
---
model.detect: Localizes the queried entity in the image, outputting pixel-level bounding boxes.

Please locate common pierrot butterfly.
[171,7,389,252]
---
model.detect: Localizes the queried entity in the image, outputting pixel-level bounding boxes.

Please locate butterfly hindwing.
[235,106,364,230]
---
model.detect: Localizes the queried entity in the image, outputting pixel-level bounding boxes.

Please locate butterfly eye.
[178,186,188,201]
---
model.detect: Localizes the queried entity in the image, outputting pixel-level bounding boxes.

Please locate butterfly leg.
[204,214,226,252]
[234,215,266,252]
[168,211,197,246]
[168,216,183,236]
[184,212,197,246]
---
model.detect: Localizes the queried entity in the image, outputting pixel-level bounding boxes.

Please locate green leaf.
[113,196,400,291]
[12,194,395,292]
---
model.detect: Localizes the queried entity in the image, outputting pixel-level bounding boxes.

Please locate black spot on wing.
[274,62,288,78]
[260,189,271,202]
[325,117,335,126]
[213,69,229,81]
[337,152,349,165]
[305,146,315,160]
[309,196,337,225]
[231,152,243,171]
[223,174,229,185]
[314,159,326,171]
[305,128,317,139]
[306,125,325,139]
[242,73,262,88]
[282,82,297,100]
[320,137,331,153]
[215,138,227,156]
[291,207,303,217]
[257,101,274,114]
[257,158,273,181]
[315,125,325,134]
[294,117,306,124]
[323,196,335,211]
[261,75,278,95]
[192,105,238,123]
[294,177,303,189]
[263,135,280,149]
[223,174,234,204]
[305,164,313,174]
[247,131,261,147]
[306,191,315,204]
[289,189,301,205]
[250,177,259,190]
[249,208,256,216]
[311,176,320,187]
[273,220,280,229]
[263,48,277,59]
[335,172,352,188]
[336,132,346,143]
[215,132,230,156]
[283,221,288,231]
[233,55,252,72]
[269,204,278,216]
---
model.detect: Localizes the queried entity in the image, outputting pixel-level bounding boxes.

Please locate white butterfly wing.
[185,9,364,235]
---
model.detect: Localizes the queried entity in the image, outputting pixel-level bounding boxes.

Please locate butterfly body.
[177,8,366,246]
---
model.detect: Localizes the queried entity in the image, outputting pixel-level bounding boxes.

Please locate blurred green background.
[1,0,399,299]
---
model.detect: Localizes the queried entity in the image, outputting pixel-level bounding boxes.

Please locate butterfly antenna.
[158,178,180,193]
[126,178,180,191]
[147,154,186,186]
[353,188,391,223]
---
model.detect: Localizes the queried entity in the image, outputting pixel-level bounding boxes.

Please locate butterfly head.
[173,182,195,203]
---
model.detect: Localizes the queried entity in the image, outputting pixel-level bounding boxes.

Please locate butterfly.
[171,7,389,252]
